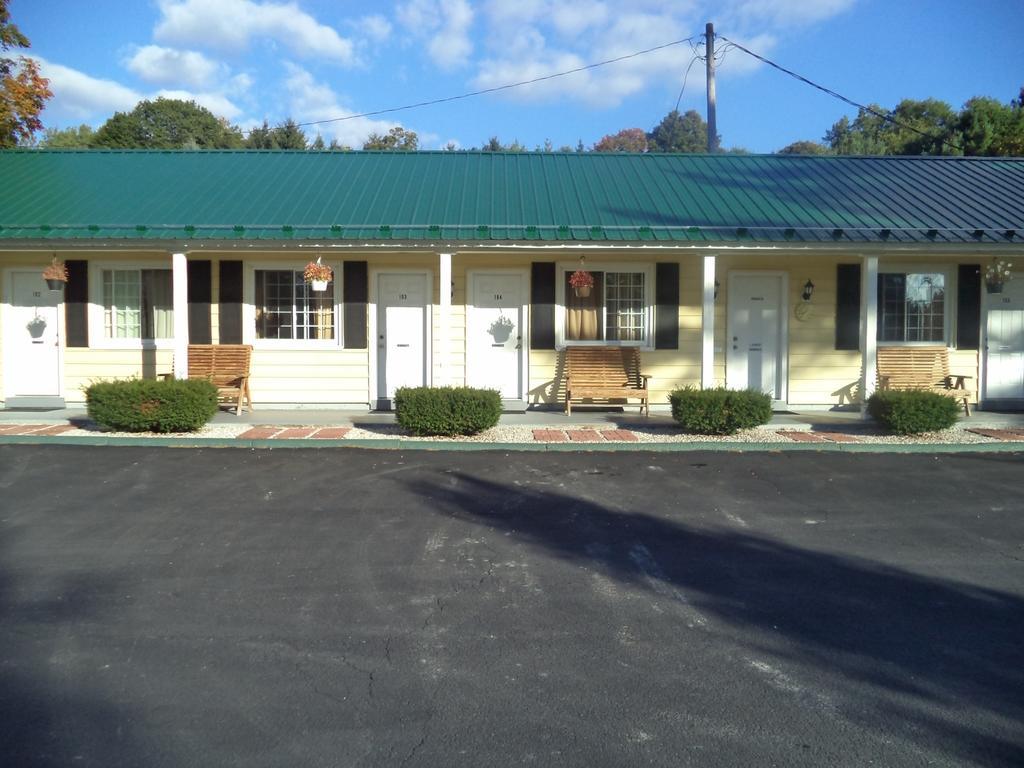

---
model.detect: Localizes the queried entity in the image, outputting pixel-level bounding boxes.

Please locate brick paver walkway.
[533,428,640,443]
[967,428,1024,441]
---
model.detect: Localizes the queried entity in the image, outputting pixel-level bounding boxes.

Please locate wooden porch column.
[172,251,189,380]
[438,252,452,386]
[701,254,716,389]
[860,254,878,416]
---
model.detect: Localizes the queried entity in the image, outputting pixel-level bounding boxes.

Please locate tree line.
[780,91,1024,157]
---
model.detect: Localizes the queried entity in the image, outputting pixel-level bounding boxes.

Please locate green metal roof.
[1,149,1022,244]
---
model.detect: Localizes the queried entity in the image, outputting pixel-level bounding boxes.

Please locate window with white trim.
[877,271,946,343]
[560,267,651,345]
[101,268,173,340]
[254,269,335,340]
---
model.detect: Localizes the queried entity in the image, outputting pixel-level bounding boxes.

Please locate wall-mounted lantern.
[801,279,815,302]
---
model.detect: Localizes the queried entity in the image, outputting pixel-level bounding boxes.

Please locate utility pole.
[705,21,718,153]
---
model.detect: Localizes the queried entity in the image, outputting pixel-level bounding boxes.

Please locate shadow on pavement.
[407,470,1024,767]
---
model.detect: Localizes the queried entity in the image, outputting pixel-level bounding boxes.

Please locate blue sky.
[13,0,1024,152]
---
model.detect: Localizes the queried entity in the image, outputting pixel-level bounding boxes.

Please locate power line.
[285,35,700,134]
[717,35,963,152]
[673,54,702,114]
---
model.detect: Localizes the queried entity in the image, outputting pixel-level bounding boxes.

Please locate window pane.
[255,269,334,340]
[605,272,645,342]
[565,271,604,341]
[905,273,944,341]
[877,272,944,343]
[103,270,142,339]
[141,270,173,339]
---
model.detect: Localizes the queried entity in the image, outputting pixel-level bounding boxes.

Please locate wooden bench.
[876,346,974,416]
[564,347,649,416]
[166,344,254,415]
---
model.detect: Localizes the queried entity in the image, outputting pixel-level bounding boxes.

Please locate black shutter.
[835,263,861,350]
[187,260,212,344]
[956,264,981,350]
[530,262,556,350]
[64,260,88,348]
[218,260,243,344]
[655,262,680,349]
[343,261,368,349]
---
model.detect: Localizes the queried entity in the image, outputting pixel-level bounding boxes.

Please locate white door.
[376,273,429,404]
[984,279,1024,404]
[727,274,786,400]
[467,272,525,399]
[4,271,62,403]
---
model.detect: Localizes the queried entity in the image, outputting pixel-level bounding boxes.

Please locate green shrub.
[86,378,218,433]
[395,386,502,436]
[867,389,960,434]
[668,386,773,435]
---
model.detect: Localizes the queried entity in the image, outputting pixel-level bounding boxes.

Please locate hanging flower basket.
[304,259,333,291]
[42,258,68,292]
[569,269,594,298]
[489,315,514,343]
[985,259,1012,294]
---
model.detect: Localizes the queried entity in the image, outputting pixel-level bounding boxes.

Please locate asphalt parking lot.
[1,445,1022,767]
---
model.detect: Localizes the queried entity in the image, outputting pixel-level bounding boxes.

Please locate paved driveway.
[1,446,1022,767]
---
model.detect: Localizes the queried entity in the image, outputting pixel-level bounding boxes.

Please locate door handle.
[396,343,410,348]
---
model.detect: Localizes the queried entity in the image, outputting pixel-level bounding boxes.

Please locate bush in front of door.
[86,379,219,433]
[668,387,772,435]
[867,390,960,435]
[395,386,502,436]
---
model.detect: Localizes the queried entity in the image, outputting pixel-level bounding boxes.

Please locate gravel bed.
[29,421,1014,446]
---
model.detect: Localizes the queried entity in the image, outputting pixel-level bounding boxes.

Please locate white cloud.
[281,63,405,148]
[33,58,244,124]
[33,57,142,119]
[463,1,854,107]
[155,89,244,120]
[155,0,356,64]
[124,45,224,90]
[355,14,393,43]
[397,0,474,70]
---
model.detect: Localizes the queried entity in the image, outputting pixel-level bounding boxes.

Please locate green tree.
[246,120,274,149]
[593,127,647,152]
[824,108,890,155]
[959,93,1024,156]
[93,98,244,149]
[309,133,325,150]
[887,98,959,155]
[648,110,712,153]
[38,123,95,148]
[270,118,307,149]
[363,126,418,151]
[778,140,830,155]
[1,0,51,147]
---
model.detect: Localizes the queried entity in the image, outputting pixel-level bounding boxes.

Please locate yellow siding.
[64,347,174,403]
[0,247,989,408]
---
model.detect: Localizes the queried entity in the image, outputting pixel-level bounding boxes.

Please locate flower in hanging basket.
[985,259,1012,287]
[42,258,68,282]
[568,269,595,290]
[303,260,333,284]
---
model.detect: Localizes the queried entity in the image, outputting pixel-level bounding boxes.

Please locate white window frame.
[877,264,953,347]
[243,261,343,350]
[88,261,176,350]
[554,261,655,350]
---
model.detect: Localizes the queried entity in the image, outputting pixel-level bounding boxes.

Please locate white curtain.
[143,270,174,339]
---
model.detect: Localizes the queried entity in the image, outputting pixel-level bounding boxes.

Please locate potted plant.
[985,259,1012,293]
[488,315,514,343]
[304,257,333,291]
[569,269,595,298]
[42,257,68,291]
